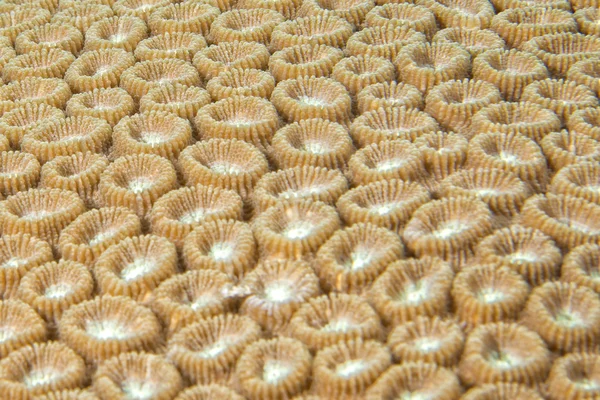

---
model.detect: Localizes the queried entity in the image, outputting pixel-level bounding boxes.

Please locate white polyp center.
[86,319,132,340]
[555,309,585,328]
[122,379,156,400]
[89,228,117,246]
[499,151,520,164]
[283,220,314,240]
[139,131,167,145]
[347,249,373,271]
[478,287,505,304]
[94,65,111,76]
[489,350,520,369]
[22,209,53,221]
[262,360,292,384]
[0,257,27,269]
[109,33,127,43]
[190,294,214,311]
[198,340,229,359]
[44,283,73,299]
[558,218,600,235]
[210,162,242,175]
[0,327,15,342]
[376,159,404,172]
[209,242,235,261]
[121,258,156,282]
[278,186,324,199]
[336,359,368,378]
[414,337,441,353]
[400,392,427,400]
[507,251,537,263]
[322,318,354,333]
[303,141,328,154]
[179,208,206,224]
[264,281,293,303]
[432,220,468,239]
[24,368,62,389]
[475,188,499,197]
[227,116,256,127]
[298,96,327,107]
[400,281,429,305]
[128,177,154,194]
[575,378,600,391]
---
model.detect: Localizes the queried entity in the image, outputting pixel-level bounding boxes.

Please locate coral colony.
[0,0,600,398]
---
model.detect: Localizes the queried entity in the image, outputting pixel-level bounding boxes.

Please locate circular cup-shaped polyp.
[271,76,352,125]
[520,193,600,253]
[120,58,201,101]
[402,196,493,269]
[15,23,83,55]
[40,152,109,209]
[16,260,93,326]
[269,15,353,52]
[367,256,455,325]
[206,69,275,101]
[152,269,236,336]
[522,33,600,78]
[134,32,207,63]
[268,44,343,83]
[93,234,178,303]
[336,179,431,233]
[240,259,320,334]
[111,110,193,163]
[550,161,600,206]
[0,300,47,359]
[140,83,211,122]
[562,244,600,295]
[58,295,162,364]
[252,199,341,260]
[66,88,135,128]
[0,151,41,198]
[271,118,355,170]
[0,341,87,398]
[475,225,562,286]
[347,140,427,187]
[64,49,135,93]
[96,153,179,222]
[458,322,551,387]
[58,207,142,268]
[182,219,257,281]
[21,116,112,165]
[288,293,383,352]
[208,9,285,46]
[0,188,86,250]
[0,234,53,300]
[83,16,148,53]
[166,314,262,385]
[178,138,269,201]
[546,353,600,400]
[192,41,270,82]
[252,166,348,214]
[92,352,183,400]
[432,27,505,58]
[0,77,71,116]
[314,222,404,294]
[395,42,471,93]
[149,185,243,250]
[470,101,561,144]
[2,48,75,83]
[472,49,549,102]
[147,2,220,36]
[490,8,577,49]
[466,131,550,193]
